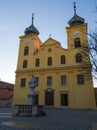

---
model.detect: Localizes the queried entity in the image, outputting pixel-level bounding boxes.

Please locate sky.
[0,0,97,87]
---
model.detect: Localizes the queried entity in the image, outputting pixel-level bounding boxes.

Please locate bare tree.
[88,30,97,79]
[80,28,97,82]
[80,3,97,82]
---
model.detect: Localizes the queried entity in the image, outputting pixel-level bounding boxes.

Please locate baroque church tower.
[13,4,96,109]
[13,14,42,105]
[66,2,87,49]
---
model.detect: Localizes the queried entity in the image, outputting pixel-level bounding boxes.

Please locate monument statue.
[29,75,37,105]
[13,75,46,116]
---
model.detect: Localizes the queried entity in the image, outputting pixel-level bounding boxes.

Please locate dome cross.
[73,1,77,15]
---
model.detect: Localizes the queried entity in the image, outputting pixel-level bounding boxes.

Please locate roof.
[0,91,13,100]
[68,2,85,26]
[0,81,14,90]
[43,37,61,46]
[24,14,39,35]
[68,14,85,26]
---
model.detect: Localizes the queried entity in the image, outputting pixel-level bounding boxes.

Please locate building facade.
[13,5,96,109]
[0,81,14,107]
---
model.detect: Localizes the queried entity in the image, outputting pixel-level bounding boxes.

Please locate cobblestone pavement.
[0,107,97,130]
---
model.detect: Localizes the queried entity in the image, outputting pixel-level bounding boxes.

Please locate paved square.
[0,107,97,130]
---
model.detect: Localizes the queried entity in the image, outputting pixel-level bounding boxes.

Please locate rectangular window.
[77,75,84,85]
[61,76,66,86]
[47,76,52,86]
[20,78,26,87]
[36,77,39,86]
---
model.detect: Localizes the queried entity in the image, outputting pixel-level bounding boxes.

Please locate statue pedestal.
[28,94,35,105]
[31,105,46,116]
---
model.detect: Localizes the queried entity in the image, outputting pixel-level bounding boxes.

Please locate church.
[13,4,96,109]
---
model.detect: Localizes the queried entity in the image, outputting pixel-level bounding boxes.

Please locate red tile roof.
[0,81,14,100]
[0,81,14,90]
[0,91,13,100]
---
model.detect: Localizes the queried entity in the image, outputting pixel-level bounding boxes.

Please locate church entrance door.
[45,88,54,106]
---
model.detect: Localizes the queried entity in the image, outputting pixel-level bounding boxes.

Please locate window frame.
[77,75,84,85]
[61,55,66,64]
[47,76,52,86]
[35,58,40,67]
[61,75,66,86]
[23,60,28,68]
[76,53,82,63]
[74,38,81,48]
[24,46,29,56]
[20,78,26,87]
[36,77,39,86]
[48,57,52,66]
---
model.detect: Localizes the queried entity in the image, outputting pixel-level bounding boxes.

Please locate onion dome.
[24,13,39,35]
[68,2,85,26]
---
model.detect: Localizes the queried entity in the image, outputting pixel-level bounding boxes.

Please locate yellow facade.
[13,7,96,109]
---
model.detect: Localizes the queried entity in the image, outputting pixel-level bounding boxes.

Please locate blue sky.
[0,0,97,86]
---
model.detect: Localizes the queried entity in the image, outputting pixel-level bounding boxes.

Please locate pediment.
[42,38,61,47]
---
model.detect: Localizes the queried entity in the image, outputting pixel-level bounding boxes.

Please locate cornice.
[15,64,91,74]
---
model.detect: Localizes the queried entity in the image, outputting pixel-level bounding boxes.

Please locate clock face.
[74,31,80,36]
[25,40,29,44]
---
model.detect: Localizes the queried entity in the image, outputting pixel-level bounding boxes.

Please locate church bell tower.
[66,2,88,50]
[13,14,42,105]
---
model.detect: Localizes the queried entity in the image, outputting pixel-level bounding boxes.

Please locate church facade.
[13,5,96,109]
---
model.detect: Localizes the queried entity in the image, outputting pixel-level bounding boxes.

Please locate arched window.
[24,46,29,55]
[23,60,28,68]
[74,38,81,48]
[35,58,40,67]
[76,53,82,63]
[77,75,84,84]
[48,57,52,66]
[61,55,65,64]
